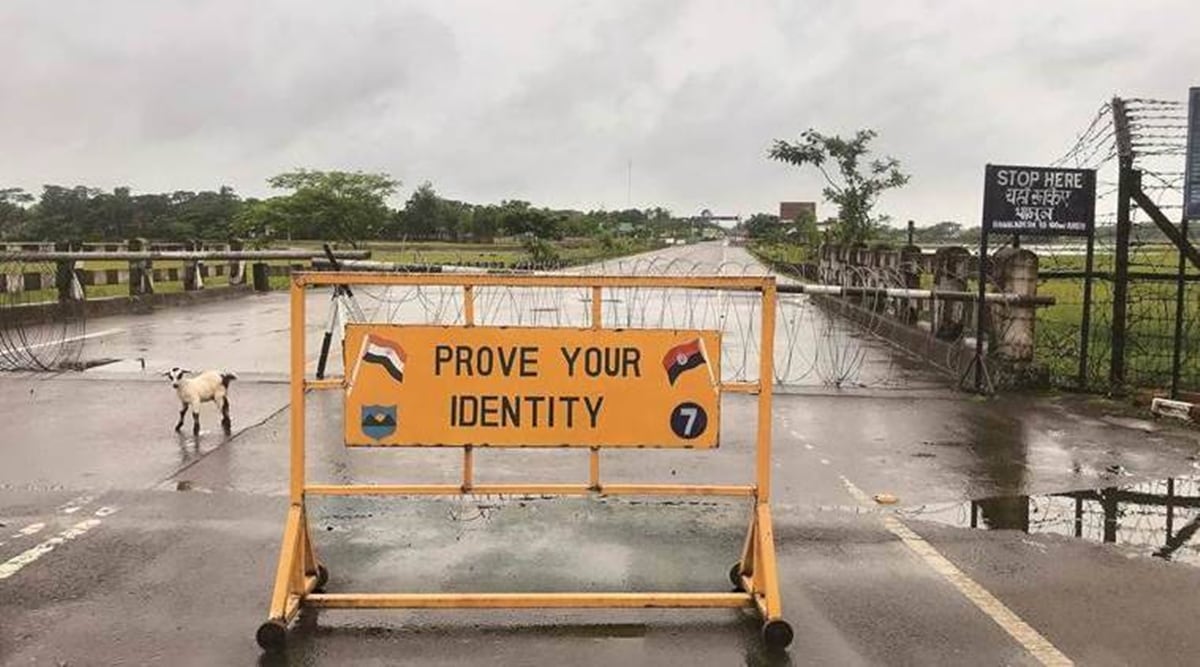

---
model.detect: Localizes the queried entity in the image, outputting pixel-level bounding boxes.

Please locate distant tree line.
[0,170,720,245]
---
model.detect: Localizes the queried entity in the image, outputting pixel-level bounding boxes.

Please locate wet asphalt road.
[4,243,1200,665]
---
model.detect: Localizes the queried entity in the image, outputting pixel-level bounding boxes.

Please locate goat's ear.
[161,370,174,378]
[180,369,193,375]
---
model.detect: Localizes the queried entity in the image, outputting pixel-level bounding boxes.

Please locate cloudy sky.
[2,0,1198,226]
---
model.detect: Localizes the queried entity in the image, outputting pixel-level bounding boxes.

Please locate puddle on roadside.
[897,476,1200,567]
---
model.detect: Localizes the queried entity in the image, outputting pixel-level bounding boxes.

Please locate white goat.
[163,367,237,435]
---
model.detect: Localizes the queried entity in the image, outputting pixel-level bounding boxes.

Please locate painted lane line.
[58,494,95,514]
[11,328,124,353]
[14,522,46,537]
[839,477,1073,667]
[0,518,104,581]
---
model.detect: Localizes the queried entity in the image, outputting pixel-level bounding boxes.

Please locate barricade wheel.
[728,562,745,591]
[314,564,330,592]
[256,620,288,652]
[762,619,794,651]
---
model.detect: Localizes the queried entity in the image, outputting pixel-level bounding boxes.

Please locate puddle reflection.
[902,477,1200,566]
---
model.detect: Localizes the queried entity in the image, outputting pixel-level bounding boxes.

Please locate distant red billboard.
[778,201,816,222]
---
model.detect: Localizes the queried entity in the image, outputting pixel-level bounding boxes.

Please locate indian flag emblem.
[357,334,406,383]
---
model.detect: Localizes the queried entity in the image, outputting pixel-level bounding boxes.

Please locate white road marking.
[0,518,105,581]
[9,328,123,353]
[59,494,95,515]
[15,522,45,537]
[840,476,1073,666]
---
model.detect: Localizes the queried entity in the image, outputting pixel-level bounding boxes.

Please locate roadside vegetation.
[0,171,722,254]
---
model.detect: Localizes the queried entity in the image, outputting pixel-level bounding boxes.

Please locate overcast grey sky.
[2,0,1198,226]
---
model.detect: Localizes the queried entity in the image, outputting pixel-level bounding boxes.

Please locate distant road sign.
[343,325,721,448]
[982,164,1096,236]
[1186,87,1200,220]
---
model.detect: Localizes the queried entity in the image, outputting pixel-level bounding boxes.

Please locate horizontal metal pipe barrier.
[0,250,371,262]
[776,283,1055,305]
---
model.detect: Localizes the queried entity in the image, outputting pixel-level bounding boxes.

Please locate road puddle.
[898,476,1200,566]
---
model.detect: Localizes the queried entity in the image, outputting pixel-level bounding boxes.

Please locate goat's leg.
[220,395,232,433]
[174,405,188,432]
[191,401,201,436]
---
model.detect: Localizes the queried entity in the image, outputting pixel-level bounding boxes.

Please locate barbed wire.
[1038,95,1193,391]
[0,258,85,371]
[343,256,920,389]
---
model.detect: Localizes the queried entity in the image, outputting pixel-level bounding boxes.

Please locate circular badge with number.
[669,402,708,440]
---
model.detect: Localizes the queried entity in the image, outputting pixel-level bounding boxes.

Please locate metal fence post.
[1171,214,1189,398]
[1077,229,1096,388]
[1109,98,1134,392]
[1110,167,1135,390]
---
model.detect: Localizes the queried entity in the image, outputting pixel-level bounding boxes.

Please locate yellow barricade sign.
[343,324,721,448]
[258,273,793,654]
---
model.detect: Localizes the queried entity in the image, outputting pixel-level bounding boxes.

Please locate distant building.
[779,201,816,222]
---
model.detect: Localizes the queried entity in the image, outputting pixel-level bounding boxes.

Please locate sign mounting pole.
[1171,87,1200,397]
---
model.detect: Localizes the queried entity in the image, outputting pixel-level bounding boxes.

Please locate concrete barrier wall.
[1,261,291,296]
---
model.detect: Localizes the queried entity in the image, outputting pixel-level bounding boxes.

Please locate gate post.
[933,246,970,340]
[989,248,1038,364]
[128,237,154,296]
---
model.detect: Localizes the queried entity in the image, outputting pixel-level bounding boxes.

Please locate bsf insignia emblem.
[361,405,397,441]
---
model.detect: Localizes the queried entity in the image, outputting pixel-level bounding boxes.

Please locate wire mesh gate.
[256,271,794,652]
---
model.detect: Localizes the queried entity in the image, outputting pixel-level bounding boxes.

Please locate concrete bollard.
[183,240,203,291]
[932,246,970,340]
[229,238,247,286]
[849,244,870,304]
[252,262,271,291]
[54,241,84,303]
[898,244,922,324]
[989,248,1038,363]
[867,245,892,313]
[128,238,154,296]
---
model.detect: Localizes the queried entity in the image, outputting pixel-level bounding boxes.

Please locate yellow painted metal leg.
[268,505,304,622]
[301,505,321,580]
[738,506,758,588]
[754,504,783,621]
[266,503,322,627]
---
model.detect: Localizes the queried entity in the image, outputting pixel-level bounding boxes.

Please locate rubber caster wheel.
[729,562,745,591]
[313,564,329,592]
[762,619,794,651]
[256,620,288,652]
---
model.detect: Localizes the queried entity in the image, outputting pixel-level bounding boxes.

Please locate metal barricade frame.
[257,271,793,652]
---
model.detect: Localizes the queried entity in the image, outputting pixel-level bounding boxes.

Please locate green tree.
[399,182,442,240]
[233,197,293,244]
[790,207,821,247]
[160,187,241,240]
[768,129,908,243]
[498,200,560,239]
[0,188,34,239]
[34,185,101,239]
[740,213,783,241]
[260,169,400,243]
